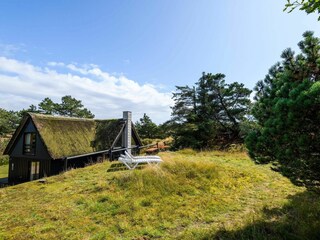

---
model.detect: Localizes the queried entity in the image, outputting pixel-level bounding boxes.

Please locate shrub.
[0,155,9,166]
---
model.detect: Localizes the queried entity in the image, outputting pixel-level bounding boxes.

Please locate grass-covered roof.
[29,113,126,159]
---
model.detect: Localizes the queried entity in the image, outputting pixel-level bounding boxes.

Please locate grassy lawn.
[0,164,8,179]
[0,150,319,239]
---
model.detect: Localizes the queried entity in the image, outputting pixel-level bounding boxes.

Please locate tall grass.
[0,150,317,239]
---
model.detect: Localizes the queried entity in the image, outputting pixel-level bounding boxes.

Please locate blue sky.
[0,0,319,123]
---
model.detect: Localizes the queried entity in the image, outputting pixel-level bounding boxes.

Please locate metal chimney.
[122,111,132,154]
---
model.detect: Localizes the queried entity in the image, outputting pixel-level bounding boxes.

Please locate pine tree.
[246,31,320,185]
[171,72,251,149]
[135,114,159,139]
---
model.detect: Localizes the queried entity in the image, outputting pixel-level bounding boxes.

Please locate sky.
[0,0,319,123]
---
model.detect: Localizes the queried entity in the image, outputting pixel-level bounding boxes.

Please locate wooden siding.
[50,159,65,175]
[8,157,51,184]
[10,119,51,160]
[5,113,142,185]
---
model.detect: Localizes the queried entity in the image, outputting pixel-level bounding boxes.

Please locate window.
[30,161,40,181]
[23,133,36,155]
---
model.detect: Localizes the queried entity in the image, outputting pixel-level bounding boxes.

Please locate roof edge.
[3,113,31,155]
[29,113,56,159]
[3,113,142,157]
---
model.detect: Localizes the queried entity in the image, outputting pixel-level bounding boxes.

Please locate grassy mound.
[0,151,319,239]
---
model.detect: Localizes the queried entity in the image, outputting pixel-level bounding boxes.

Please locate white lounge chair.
[125,151,161,160]
[118,151,162,170]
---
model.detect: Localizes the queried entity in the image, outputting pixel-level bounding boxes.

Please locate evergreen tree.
[35,95,94,118]
[157,120,177,139]
[246,31,320,185]
[171,72,251,149]
[0,109,20,136]
[57,95,94,118]
[18,104,40,118]
[0,96,94,136]
[135,113,159,139]
[38,97,57,115]
[15,95,95,125]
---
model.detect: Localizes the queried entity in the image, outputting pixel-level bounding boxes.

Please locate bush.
[0,138,9,166]
[0,155,9,166]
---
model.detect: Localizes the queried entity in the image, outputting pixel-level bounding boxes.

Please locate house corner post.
[122,111,132,154]
[64,158,68,171]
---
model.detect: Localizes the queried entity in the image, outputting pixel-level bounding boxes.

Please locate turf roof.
[29,113,126,159]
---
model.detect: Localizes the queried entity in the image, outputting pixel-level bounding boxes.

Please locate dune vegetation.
[0,165,8,179]
[0,150,319,240]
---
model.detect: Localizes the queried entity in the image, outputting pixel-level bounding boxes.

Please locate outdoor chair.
[125,151,161,160]
[118,151,162,170]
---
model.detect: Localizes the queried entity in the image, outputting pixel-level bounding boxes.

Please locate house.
[3,111,142,184]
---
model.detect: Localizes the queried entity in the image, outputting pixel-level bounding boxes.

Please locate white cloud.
[0,43,25,57]
[0,57,173,123]
[65,63,89,75]
[47,61,65,67]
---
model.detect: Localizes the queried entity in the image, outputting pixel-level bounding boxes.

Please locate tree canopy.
[171,72,252,149]
[0,95,94,136]
[284,0,320,19]
[246,31,320,186]
[135,113,160,139]
[26,95,94,118]
[0,109,20,136]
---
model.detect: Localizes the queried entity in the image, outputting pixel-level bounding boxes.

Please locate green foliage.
[140,138,165,146]
[19,95,94,118]
[57,95,94,118]
[0,138,9,165]
[38,95,95,118]
[157,120,176,139]
[284,0,320,20]
[135,113,160,139]
[2,95,93,138]
[93,119,124,150]
[38,97,57,115]
[246,31,320,185]
[3,96,94,137]
[171,72,252,150]
[0,155,9,166]
[17,104,41,118]
[0,108,20,136]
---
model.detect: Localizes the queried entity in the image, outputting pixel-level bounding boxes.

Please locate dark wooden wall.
[8,118,110,184]
[50,159,65,175]
[8,157,51,184]
[8,119,52,184]
[10,119,51,159]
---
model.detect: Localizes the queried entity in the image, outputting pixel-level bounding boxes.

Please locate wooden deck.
[145,142,170,154]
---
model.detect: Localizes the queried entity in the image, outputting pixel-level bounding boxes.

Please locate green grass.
[0,150,319,239]
[0,164,8,178]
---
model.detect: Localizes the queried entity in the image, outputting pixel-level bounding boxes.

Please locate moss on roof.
[30,113,125,159]
[93,119,125,151]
